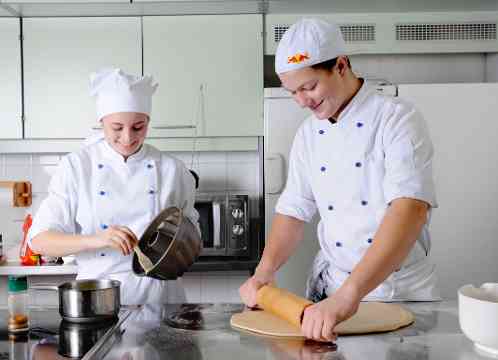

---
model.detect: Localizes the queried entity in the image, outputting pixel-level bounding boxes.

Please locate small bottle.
[7,276,29,333]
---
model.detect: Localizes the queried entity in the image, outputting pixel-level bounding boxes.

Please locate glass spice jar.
[7,276,29,333]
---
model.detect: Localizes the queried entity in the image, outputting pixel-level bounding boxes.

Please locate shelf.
[0,261,78,275]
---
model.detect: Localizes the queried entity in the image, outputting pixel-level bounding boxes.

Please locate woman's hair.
[311,56,351,72]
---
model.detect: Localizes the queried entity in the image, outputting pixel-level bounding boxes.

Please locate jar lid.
[8,276,28,292]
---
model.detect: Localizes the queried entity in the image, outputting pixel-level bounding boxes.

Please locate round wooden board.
[231,302,414,338]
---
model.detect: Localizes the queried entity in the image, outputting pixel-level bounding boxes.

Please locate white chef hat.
[89,68,158,121]
[275,18,347,75]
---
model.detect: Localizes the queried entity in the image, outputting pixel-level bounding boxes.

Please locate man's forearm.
[342,198,429,300]
[255,213,305,280]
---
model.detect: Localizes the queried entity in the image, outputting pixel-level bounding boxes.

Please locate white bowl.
[459,283,498,356]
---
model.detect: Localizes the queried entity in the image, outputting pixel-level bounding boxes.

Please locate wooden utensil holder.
[0,181,32,207]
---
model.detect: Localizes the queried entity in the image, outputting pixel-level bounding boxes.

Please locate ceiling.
[1,0,498,17]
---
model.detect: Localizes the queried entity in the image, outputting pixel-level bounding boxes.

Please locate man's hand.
[239,271,275,308]
[91,226,138,256]
[301,285,360,342]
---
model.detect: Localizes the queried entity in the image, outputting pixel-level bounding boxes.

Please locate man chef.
[240,18,440,341]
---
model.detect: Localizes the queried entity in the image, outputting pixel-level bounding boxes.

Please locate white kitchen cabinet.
[0,19,22,139]
[143,15,263,137]
[23,17,141,139]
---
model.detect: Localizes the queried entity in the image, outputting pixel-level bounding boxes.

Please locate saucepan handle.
[30,284,59,291]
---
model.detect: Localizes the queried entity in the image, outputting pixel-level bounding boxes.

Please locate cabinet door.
[23,17,141,139]
[143,15,263,137]
[0,19,22,139]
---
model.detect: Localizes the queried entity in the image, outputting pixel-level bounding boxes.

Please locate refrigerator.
[264,83,498,299]
[397,83,498,299]
[263,87,319,296]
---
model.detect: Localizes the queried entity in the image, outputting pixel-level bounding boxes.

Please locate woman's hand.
[301,284,361,342]
[239,271,274,308]
[92,226,138,256]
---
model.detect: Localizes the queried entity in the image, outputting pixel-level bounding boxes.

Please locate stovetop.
[0,307,131,360]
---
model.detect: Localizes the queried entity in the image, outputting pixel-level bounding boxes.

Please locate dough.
[231,302,414,338]
[335,302,414,334]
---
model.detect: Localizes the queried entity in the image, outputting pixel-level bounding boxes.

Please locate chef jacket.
[276,81,441,301]
[28,139,199,305]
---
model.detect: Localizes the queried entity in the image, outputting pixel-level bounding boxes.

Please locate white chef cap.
[89,68,158,121]
[275,18,347,75]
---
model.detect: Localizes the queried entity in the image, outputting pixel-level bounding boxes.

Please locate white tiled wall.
[0,150,258,304]
[0,272,249,306]
[181,272,248,304]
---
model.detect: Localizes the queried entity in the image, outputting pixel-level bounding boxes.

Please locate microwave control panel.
[227,195,249,255]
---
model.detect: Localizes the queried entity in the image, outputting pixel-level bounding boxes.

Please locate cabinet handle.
[91,126,102,130]
[152,125,197,130]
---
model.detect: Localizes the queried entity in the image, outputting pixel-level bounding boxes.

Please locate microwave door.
[212,201,221,249]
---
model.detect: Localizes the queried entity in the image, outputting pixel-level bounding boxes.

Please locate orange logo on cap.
[287,52,310,64]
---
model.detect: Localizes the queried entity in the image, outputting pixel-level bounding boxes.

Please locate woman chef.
[28,68,199,305]
[240,18,440,341]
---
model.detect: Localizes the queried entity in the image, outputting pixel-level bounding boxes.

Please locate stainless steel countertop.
[101,301,493,360]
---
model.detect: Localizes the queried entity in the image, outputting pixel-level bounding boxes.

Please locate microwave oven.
[194,193,250,257]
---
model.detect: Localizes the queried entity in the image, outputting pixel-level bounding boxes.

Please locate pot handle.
[30,284,59,291]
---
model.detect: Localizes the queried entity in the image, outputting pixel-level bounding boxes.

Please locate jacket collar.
[101,140,148,164]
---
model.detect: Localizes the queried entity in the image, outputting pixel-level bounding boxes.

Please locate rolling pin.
[256,285,313,327]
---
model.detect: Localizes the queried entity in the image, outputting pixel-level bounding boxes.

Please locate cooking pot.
[31,279,120,323]
[58,318,117,358]
[132,206,201,280]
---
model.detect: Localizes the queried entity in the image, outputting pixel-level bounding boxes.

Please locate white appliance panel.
[398,83,498,299]
[264,88,321,296]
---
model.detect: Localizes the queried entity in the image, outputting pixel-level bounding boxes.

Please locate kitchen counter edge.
[0,261,78,275]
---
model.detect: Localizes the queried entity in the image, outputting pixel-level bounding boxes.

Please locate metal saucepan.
[132,206,201,280]
[31,279,120,323]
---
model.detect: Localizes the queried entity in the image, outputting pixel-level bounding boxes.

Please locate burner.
[165,304,244,330]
